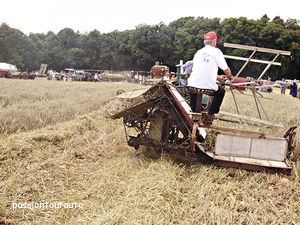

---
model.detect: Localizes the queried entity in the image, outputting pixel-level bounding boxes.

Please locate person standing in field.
[133,73,138,83]
[280,78,287,94]
[289,80,298,97]
[266,77,272,93]
[187,31,232,125]
[138,74,143,84]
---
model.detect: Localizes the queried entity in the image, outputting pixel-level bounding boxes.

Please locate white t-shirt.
[188,45,228,90]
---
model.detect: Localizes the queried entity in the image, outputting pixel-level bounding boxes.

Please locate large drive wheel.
[290,133,300,162]
[284,126,300,162]
[138,110,169,159]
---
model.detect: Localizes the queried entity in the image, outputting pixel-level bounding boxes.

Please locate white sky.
[0,0,299,34]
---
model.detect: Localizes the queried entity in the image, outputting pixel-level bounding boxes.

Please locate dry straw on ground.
[0,79,300,224]
[0,79,137,136]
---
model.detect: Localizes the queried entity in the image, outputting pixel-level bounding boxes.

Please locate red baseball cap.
[204,31,220,43]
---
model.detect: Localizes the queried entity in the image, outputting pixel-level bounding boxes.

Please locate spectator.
[170,72,177,82]
[289,81,298,97]
[94,73,99,82]
[134,73,138,84]
[266,77,272,93]
[280,78,287,94]
[138,74,143,84]
[162,72,170,81]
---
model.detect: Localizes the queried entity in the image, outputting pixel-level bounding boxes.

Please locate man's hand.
[224,68,233,80]
[217,75,228,83]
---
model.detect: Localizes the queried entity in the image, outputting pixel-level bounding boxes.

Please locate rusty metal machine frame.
[112,84,211,163]
[109,82,298,175]
[108,43,298,175]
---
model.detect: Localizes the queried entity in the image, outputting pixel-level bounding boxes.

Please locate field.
[0,79,300,224]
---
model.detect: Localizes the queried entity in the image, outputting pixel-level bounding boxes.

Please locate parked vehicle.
[0,62,18,78]
[0,62,37,79]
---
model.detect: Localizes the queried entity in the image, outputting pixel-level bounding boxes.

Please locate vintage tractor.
[150,61,170,79]
[106,43,299,175]
[143,62,170,85]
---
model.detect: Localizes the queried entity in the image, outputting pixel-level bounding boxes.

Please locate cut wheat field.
[0,78,300,225]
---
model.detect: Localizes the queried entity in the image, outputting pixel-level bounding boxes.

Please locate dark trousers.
[189,85,225,115]
[189,92,198,113]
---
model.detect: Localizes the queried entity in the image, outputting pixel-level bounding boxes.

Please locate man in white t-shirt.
[188,31,232,125]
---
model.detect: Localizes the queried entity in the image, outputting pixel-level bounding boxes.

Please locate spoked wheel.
[137,110,168,159]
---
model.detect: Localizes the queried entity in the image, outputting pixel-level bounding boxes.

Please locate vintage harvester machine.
[106,43,299,175]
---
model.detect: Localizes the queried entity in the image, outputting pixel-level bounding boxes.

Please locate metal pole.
[230,87,241,115]
[255,93,270,121]
[257,54,280,81]
[252,90,262,119]
[234,50,256,78]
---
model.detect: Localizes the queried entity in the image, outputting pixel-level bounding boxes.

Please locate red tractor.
[150,62,169,79]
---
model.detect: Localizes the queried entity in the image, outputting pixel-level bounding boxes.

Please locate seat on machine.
[188,87,216,113]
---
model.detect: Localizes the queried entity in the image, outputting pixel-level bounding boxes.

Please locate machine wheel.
[139,110,168,159]
[290,133,300,162]
[283,125,299,161]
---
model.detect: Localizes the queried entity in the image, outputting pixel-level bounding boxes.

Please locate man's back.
[188,45,228,90]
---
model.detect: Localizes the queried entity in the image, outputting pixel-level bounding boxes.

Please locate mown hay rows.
[0,79,300,224]
[0,79,139,136]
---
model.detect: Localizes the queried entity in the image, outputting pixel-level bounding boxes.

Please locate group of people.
[133,73,144,84]
[162,72,177,82]
[47,70,106,82]
[280,78,300,98]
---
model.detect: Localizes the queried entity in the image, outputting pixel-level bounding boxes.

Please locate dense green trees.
[0,15,299,79]
[0,23,41,70]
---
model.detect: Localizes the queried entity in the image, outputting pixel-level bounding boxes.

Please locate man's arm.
[223,68,232,79]
[217,68,232,82]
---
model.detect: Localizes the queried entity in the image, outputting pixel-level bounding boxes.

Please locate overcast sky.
[0,0,299,34]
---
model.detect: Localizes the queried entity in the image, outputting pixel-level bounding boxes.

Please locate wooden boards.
[219,111,284,128]
[224,43,291,56]
[224,54,282,66]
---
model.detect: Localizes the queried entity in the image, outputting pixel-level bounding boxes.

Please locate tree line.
[0,15,299,79]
